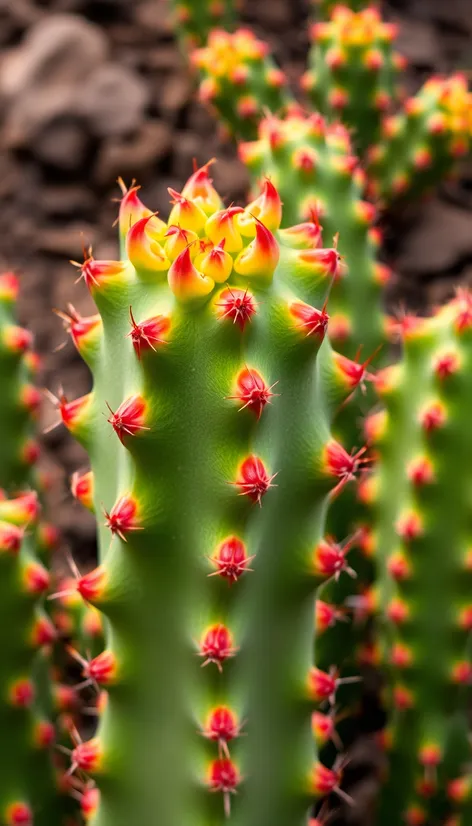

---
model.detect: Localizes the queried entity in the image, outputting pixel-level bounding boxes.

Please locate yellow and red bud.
[33,719,55,749]
[393,684,415,711]
[22,561,50,595]
[0,492,39,526]
[86,650,117,686]
[72,738,102,774]
[2,325,32,354]
[322,439,367,494]
[168,246,214,302]
[387,550,412,581]
[404,805,426,826]
[433,349,461,380]
[20,384,41,416]
[311,711,337,747]
[233,220,279,284]
[329,313,352,343]
[311,762,341,798]
[198,623,238,672]
[205,206,244,253]
[9,677,35,708]
[77,565,108,604]
[4,802,33,826]
[407,456,435,486]
[237,180,282,235]
[168,187,207,233]
[82,606,103,639]
[181,159,223,215]
[237,95,259,119]
[451,660,472,685]
[396,510,423,541]
[312,535,356,582]
[0,271,19,302]
[296,246,345,280]
[194,241,233,283]
[387,597,410,625]
[117,181,152,238]
[0,521,23,555]
[54,391,93,436]
[419,400,447,432]
[448,775,472,803]
[21,439,40,467]
[202,706,241,753]
[278,219,323,250]
[71,470,95,511]
[107,394,149,444]
[307,666,337,704]
[126,215,169,274]
[81,786,100,821]
[364,410,387,444]
[164,225,199,261]
[315,600,344,634]
[31,615,56,647]
[390,641,413,669]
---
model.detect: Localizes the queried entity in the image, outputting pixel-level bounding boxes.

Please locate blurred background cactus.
[0,0,471,825]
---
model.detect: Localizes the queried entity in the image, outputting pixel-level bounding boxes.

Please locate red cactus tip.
[233,455,277,505]
[201,706,242,757]
[209,536,255,583]
[103,493,142,542]
[228,367,278,419]
[106,394,149,444]
[207,758,240,818]
[198,624,238,672]
[215,286,258,330]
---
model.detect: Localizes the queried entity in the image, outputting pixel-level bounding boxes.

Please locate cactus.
[366,294,472,825]
[47,166,374,826]
[170,0,238,51]
[305,5,403,156]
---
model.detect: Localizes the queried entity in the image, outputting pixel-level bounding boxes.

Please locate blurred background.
[0,0,471,562]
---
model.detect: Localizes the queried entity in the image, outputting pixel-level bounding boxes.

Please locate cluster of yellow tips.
[420,74,472,154]
[193,28,268,80]
[110,164,282,302]
[312,5,398,48]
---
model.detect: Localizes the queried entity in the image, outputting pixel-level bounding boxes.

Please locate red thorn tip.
[210,536,254,582]
[312,762,341,797]
[54,683,80,712]
[0,271,19,301]
[81,786,100,818]
[103,494,141,541]
[32,616,56,646]
[34,719,55,748]
[106,395,149,444]
[229,367,278,418]
[390,642,413,668]
[198,624,238,671]
[404,807,427,826]
[5,803,33,826]
[434,351,460,379]
[87,651,117,686]
[315,601,345,633]
[215,287,257,330]
[333,348,379,391]
[448,776,472,803]
[386,597,410,624]
[208,758,240,816]
[203,707,241,752]
[4,325,32,353]
[419,401,446,432]
[127,307,170,359]
[419,744,442,767]
[72,739,102,773]
[9,678,35,708]
[234,455,276,504]
[307,666,337,704]
[74,256,127,292]
[55,305,101,350]
[451,661,472,685]
[453,288,472,332]
[311,711,336,746]
[387,551,411,581]
[71,470,94,509]
[407,456,434,485]
[0,521,23,554]
[77,566,107,603]
[313,535,357,581]
[290,300,329,340]
[23,561,49,594]
[395,511,423,541]
[323,440,369,493]
[393,684,414,710]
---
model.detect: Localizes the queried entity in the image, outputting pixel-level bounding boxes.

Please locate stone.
[32,113,93,172]
[397,200,472,275]
[94,120,172,184]
[79,62,149,138]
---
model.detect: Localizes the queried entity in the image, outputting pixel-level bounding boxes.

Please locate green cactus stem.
[52,166,369,826]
